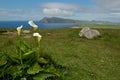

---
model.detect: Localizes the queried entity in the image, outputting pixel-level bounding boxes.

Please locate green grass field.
[0,27,120,80]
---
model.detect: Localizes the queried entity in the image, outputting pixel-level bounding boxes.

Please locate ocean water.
[0,21,78,29]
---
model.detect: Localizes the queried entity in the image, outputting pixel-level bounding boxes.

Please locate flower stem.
[37,42,40,60]
[18,36,23,65]
[34,37,39,60]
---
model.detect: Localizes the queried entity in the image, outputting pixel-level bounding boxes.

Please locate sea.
[0,21,78,29]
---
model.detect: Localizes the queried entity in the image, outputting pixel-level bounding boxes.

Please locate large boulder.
[79,27,100,39]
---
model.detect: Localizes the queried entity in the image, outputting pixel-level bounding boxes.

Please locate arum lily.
[33,33,42,43]
[33,33,42,59]
[17,25,23,36]
[28,20,38,31]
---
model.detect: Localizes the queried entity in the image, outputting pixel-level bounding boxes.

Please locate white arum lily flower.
[28,20,38,31]
[17,25,23,36]
[33,33,42,43]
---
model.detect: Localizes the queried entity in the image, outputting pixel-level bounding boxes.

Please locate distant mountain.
[40,17,77,23]
[40,17,117,26]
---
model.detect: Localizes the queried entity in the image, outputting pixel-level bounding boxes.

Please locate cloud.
[41,2,80,16]
[1,1,120,22]
[41,2,120,22]
[92,0,120,9]
[43,8,74,16]
[0,9,22,16]
[41,2,79,10]
[0,8,43,20]
[89,0,120,22]
[91,0,120,14]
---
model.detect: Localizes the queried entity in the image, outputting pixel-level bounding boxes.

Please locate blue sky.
[0,0,120,22]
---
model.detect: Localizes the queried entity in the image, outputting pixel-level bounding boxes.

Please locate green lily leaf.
[38,57,48,64]
[16,46,26,55]
[22,50,35,59]
[0,55,7,66]
[6,65,23,78]
[21,40,31,49]
[33,73,55,80]
[0,52,7,66]
[43,65,60,77]
[16,40,31,54]
[10,56,20,64]
[23,50,34,56]
[5,53,20,64]
[27,62,43,74]
[21,77,27,80]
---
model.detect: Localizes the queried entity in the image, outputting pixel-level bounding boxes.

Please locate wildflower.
[33,33,42,43]
[28,20,38,31]
[17,25,23,36]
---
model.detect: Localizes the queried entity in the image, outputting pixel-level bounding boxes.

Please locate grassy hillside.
[0,27,120,80]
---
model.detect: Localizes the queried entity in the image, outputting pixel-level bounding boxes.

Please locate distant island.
[39,17,117,26]
[40,17,78,23]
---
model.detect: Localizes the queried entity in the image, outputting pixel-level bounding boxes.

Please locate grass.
[76,24,120,29]
[0,27,120,80]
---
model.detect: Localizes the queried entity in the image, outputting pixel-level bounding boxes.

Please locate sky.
[0,0,120,22]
